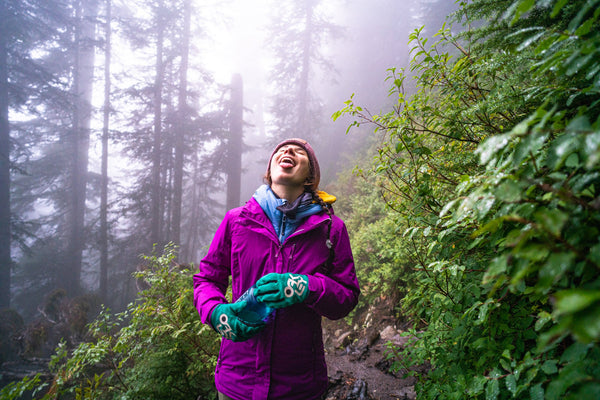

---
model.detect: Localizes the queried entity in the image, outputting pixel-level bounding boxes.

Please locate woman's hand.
[254,272,309,308]
[210,302,265,342]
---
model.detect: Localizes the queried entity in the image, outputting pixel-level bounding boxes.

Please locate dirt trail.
[321,300,418,400]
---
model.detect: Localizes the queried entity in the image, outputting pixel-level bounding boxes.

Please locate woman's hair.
[308,189,332,220]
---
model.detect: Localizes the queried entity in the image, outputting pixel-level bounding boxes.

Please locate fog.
[87,0,453,202]
[1,0,458,347]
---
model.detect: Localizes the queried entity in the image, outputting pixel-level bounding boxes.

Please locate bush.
[335,0,600,398]
[1,243,220,400]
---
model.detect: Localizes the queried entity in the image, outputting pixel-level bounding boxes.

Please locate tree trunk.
[226,74,243,210]
[297,1,313,134]
[150,1,165,249]
[171,0,191,248]
[0,0,12,308]
[65,0,97,295]
[99,0,111,301]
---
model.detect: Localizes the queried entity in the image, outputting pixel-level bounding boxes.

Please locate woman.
[193,138,360,400]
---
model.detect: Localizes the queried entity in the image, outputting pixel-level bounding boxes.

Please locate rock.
[334,330,353,349]
[390,386,417,400]
[366,330,380,347]
[379,326,398,342]
[348,378,368,399]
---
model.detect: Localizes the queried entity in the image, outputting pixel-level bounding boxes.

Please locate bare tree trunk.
[171,0,191,249]
[66,0,97,295]
[183,141,199,261]
[226,73,243,210]
[99,0,111,301]
[297,0,313,134]
[0,0,12,308]
[150,0,165,249]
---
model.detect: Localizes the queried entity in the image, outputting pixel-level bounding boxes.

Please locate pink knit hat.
[266,138,320,190]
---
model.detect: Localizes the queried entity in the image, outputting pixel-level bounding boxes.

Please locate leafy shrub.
[335,0,600,398]
[1,243,220,399]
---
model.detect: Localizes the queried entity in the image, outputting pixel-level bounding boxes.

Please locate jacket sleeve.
[305,218,360,320]
[193,213,232,324]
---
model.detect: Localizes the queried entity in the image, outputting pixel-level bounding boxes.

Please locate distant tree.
[170,0,191,248]
[64,0,100,295]
[116,0,227,263]
[226,74,243,210]
[99,0,112,301]
[3,0,75,310]
[149,0,166,249]
[0,0,12,309]
[266,0,342,145]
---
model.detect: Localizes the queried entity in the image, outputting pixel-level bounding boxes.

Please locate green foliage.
[1,244,219,399]
[335,0,600,398]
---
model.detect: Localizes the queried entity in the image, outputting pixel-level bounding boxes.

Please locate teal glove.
[254,273,309,309]
[210,302,265,342]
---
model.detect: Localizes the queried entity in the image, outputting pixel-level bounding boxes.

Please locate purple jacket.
[193,197,360,400]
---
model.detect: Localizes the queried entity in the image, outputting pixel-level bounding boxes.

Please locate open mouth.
[279,156,295,168]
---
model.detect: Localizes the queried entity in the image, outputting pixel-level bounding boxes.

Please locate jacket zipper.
[279,214,287,244]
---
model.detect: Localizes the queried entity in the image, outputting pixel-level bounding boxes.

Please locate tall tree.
[266,0,341,145]
[1,0,72,310]
[170,0,191,248]
[226,74,243,210]
[64,0,99,295]
[150,0,166,248]
[99,0,112,301]
[0,0,11,309]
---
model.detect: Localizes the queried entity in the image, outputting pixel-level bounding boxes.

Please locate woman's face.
[269,144,312,188]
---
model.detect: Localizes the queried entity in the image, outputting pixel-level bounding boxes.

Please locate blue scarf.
[253,185,323,243]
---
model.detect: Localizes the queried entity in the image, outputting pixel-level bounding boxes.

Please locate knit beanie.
[266,138,320,190]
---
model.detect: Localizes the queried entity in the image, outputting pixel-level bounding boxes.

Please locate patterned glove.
[210,302,265,342]
[254,273,309,309]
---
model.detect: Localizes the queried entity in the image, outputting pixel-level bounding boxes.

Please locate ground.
[321,297,421,400]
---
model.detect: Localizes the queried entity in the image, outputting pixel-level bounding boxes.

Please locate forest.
[1,0,600,399]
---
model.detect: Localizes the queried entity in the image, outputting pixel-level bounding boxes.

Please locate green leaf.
[560,342,589,363]
[538,252,575,290]
[546,361,590,400]
[547,133,580,170]
[584,130,600,168]
[477,134,511,165]
[535,311,553,331]
[496,179,522,202]
[533,208,569,236]
[530,383,544,400]
[485,378,500,400]
[505,374,517,395]
[589,243,600,266]
[512,0,536,23]
[571,302,600,342]
[513,131,549,165]
[551,0,569,17]
[541,359,558,375]
[483,254,509,283]
[566,115,591,133]
[468,375,487,395]
[554,289,600,315]
[572,382,600,400]
[517,31,546,51]
[515,244,550,262]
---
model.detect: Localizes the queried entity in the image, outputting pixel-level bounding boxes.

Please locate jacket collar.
[243,188,331,241]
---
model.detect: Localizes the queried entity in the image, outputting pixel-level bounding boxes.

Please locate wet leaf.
[554,289,600,315]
